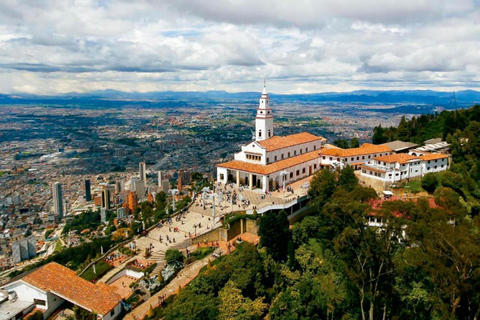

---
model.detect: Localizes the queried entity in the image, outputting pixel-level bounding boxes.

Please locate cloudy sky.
[1,0,480,94]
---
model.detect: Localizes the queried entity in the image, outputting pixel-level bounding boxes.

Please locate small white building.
[360,153,450,183]
[0,262,123,320]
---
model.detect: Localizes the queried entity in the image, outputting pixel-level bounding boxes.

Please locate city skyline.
[1,1,479,95]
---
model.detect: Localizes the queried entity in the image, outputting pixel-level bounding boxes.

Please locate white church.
[216,86,451,191]
[216,86,327,192]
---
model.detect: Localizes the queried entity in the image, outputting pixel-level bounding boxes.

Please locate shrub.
[421,173,439,194]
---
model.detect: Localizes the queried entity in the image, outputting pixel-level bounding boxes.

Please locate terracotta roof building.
[360,151,450,185]
[257,132,325,152]
[216,86,326,191]
[1,262,123,320]
[318,143,393,170]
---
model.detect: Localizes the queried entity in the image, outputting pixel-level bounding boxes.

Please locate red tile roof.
[420,153,449,161]
[319,143,392,157]
[217,150,320,175]
[257,132,325,151]
[369,197,439,216]
[374,154,419,164]
[22,262,121,316]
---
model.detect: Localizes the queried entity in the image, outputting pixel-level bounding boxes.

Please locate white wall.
[361,158,448,183]
[320,151,392,167]
[2,281,48,311]
[217,168,228,184]
[46,292,65,318]
[423,158,448,173]
[266,140,324,164]
[106,269,144,285]
[101,302,122,320]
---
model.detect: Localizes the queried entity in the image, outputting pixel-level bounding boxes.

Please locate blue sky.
[1,0,479,94]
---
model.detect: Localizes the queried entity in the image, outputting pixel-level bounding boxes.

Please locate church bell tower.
[255,85,274,141]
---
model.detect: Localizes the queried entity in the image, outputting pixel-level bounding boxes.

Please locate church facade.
[216,87,326,192]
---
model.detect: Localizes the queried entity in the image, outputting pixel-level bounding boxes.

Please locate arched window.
[268,129,271,137]
[258,130,262,138]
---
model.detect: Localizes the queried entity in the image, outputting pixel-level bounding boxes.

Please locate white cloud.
[0,0,479,94]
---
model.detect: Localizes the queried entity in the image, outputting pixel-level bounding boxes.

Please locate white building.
[0,262,122,320]
[217,86,326,192]
[360,153,450,183]
[319,143,393,170]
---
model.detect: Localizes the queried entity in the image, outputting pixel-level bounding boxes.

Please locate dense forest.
[152,105,480,320]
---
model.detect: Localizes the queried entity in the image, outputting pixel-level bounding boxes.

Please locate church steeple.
[255,85,274,141]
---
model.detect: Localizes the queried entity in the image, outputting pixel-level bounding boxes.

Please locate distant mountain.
[0,89,479,109]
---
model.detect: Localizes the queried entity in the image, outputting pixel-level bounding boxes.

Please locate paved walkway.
[123,232,260,320]
[123,256,213,320]
[97,256,136,283]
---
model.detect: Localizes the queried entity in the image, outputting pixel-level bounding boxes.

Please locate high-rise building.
[85,179,92,201]
[101,188,111,209]
[11,241,20,263]
[27,236,36,259]
[130,177,145,197]
[11,236,36,263]
[127,191,138,214]
[177,169,183,191]
[158,171,162,187]
[162,179,170,194]
[100,208,107,224]
[52,182,63,220]
[115,181,122,194]
[117,207,125,219]
[139,162,146,186]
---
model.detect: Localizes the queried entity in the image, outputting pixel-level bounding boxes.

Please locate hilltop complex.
[217,87,450,191]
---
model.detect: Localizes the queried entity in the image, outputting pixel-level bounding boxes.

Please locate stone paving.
[106,178,312,318]
[109,275,137,299]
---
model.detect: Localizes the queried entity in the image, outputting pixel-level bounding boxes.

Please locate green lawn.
[191,247,214,260]
[401,179,423,194]
[54,240,63,252]
[80,259,112,282]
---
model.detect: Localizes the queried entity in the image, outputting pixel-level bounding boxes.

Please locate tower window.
[260,111,263,114]
[259,130,262,138]
[268,130,271,137]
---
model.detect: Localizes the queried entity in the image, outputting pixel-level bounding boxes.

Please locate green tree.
[421,173,439,194]
[308,169,336,210]
[350,137,360,148]
[338,165,358,192]
[218,281,267,320]
[259,210,291,261]
[334,139,349,149]
[402,212,480,318]
[372,125,388,144]
[165,249,185,264]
